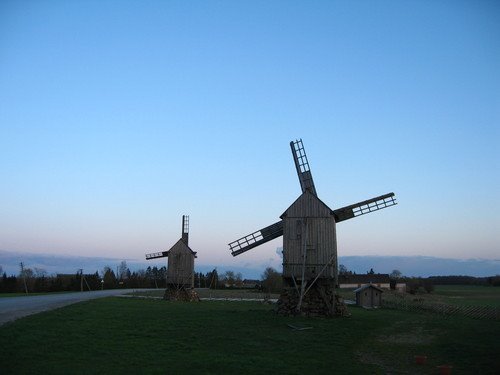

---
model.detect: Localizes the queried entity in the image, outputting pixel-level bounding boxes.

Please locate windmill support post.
[291,275,300,295]
[285,251,301,296]
[303,252,337,296]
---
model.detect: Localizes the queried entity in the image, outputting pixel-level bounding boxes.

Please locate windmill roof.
[165,238,197,258]
[280,190,334,219]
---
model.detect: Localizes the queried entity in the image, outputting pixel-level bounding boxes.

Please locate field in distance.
[131,287,280,300]
[135,284,500,307]
[337,284,500,307]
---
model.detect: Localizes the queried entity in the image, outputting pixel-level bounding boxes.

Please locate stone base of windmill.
[163,285,200,302]
[277,281,350,317]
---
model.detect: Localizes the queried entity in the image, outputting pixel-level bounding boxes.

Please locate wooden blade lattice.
[145,251,169,260]
[229,221,284,256]
[290,139,317,196]
[332,193,397,223]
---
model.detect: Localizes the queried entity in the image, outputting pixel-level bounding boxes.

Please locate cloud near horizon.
[1,250,498,279]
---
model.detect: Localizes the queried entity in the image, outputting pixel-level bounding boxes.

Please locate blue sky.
[1,1,499,273]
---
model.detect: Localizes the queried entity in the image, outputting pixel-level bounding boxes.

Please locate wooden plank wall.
[283,217,337,280]
[167,241,195,287]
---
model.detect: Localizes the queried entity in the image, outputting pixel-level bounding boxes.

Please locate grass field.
[429,285,500,307]
[337,285,500,307]
[1,297,499,374]
[131,288,280,300]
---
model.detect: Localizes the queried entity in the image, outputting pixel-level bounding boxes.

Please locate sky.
[1,1,499,274]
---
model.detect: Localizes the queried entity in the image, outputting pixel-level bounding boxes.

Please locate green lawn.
[1,297,499,374]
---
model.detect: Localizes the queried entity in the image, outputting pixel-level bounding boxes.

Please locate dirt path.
[0,289,152,325]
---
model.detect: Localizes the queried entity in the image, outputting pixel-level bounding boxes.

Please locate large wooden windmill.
[146,215,199,301]
[228,139,396,316]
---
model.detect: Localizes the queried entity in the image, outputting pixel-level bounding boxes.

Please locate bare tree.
[221,271,236,287]
[338,264,348,275]
[423,279,434,293]
[117,261,129,280]
[235,272,243,287]
[34,268,47,278]
[261,267,282,294]
[390,269,402,279]
[217,271,244,288]
[19,262,34,293]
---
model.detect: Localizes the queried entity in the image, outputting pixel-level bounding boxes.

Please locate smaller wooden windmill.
[145,215,199,301]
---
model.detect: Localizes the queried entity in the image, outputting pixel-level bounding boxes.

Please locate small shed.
[354,283,384,308]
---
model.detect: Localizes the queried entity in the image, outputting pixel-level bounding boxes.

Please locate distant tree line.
[5,261,495,295]
[195,268,280,292]
[0,262,281,294]
[0,261,171,293]
[426,275,500,286]
[400,275,500,293]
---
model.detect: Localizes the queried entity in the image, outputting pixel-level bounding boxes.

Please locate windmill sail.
[182,215,189,245]
[229,221,284,256]
[290,139,317,196]
[145,251,169,260]
[332,192,397,223]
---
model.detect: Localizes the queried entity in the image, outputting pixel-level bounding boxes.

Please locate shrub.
[423,280,434,293]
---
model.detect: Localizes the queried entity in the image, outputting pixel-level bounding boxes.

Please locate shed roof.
[354,283,385,293]
[338,274,390,284]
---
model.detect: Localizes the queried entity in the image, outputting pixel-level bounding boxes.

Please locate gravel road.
[0,289,151,325]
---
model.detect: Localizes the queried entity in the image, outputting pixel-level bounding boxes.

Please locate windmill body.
[228,139,396,316]
[146,215,199,300]
[164,238,196,288]
[281,191,337,283]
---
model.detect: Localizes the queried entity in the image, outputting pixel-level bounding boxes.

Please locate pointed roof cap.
[280,190,334,219]
[165,238,198,258]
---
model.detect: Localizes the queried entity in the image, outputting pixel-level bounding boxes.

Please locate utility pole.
[20,262,28,294]
[79,269,83,292]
